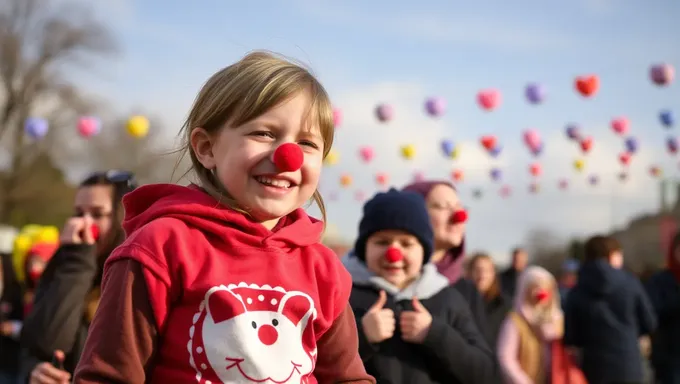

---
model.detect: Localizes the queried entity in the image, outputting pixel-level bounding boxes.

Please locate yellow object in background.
[12,224,59,282]
[401,144,416,160]
[126,115,150,138]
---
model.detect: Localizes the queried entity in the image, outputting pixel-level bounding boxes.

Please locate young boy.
[564,235,657,383]
[342,188,495,384]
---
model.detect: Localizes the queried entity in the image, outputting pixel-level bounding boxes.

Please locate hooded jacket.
[74,184,373,384]
[564,259,657,383]
[344,254,496,384]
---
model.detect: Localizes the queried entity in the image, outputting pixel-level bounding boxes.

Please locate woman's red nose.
[450,210,468,224]
[257,324,278,345]
[90,224,100,241]
[385,247,403,263]
[272,143,304,172]
[535,290,550,302]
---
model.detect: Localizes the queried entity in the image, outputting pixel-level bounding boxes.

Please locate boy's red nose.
[273,143,304,172]
[384,247,403,263]
[535,290,550,302]
[449,210,468,224]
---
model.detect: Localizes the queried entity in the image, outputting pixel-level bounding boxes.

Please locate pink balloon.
[477,89,501,111]
[500,185,511,197]
[651,63,675,86]
[558,179,569,190]
[611,117,629,135]
[332,108,342,127]
[375,104,394,122]
[354,190,366,202]
[358,146,375,162]
[425,97,446,117]
[77,116,100,138]
[413,171,425,182]
[523,129,541,148]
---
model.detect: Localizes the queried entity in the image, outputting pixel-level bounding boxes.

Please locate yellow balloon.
[450,146,460,160]
[573,159,585,172]
[126,115,150,138]
[401,144,416,160]
[12,224,60,282]
[340,174,353,188]
[324,150,339,166]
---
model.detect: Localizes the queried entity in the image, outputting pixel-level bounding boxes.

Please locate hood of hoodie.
[578,259,626,296]
[342,251,449,301]
[121,184,324,250]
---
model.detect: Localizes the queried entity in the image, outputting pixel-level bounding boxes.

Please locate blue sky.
[73,0,680,263]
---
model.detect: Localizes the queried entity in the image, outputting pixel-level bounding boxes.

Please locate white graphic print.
[188,282,318,383]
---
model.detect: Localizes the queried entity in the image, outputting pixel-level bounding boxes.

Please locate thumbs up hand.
[361,290,396,344]
[399,297,433,344]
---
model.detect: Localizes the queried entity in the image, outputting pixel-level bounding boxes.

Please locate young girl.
[344,188,496,384]
[497,266,563,384]
[74,51,374,383]
[467,253,511,349]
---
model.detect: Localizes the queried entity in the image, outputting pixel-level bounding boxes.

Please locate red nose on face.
[449,210,468,224]
[384,247,403,263]
[535,290,550,302]
[257,324,278,345]
[90,224,100,241]
[272,143,304,172]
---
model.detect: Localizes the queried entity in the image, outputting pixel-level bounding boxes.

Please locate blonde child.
[74,51,374,384]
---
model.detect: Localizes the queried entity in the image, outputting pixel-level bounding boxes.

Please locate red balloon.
[575,75,599,97]
[480,135,498,151]
[619,152,632,166]
[529,162,542,177]
[580,137,594,153]
[451,169,464,182]
[477,89,501,111]
[611,117,629,135]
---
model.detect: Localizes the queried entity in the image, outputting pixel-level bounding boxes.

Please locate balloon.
[580,137,593,154]
[575,75,599,97]
[525,83,546,104]
[375,104,394,123]
[650,63,675,86]
[489,145,503,158]
[400,144,416,160]
[358,146,375,163]
[531,143,544,157]
[425,97,446,117]
[667,136,679,154]
[529,162,542,177]
[375,172,389,186]
[472,189,483,199]
[323,150,339,166]
[500,185,511,197]
[126,115,149,138]
[340,174,352,188]
[329,191,339,201]
[490,167,502,181]
[451,169,464,182]
[529,182,540,194]
[441,139,456,158]
[477,89,501,111]
[523,129,542,148]
[574,159,585,172]
[332,108,342,127]
[624,137,638,154]
[558,179,569,190]
[24,117,48,139]
[480,135,498,151]
[355,190,366,202]
[619,152,632,166]
[611,117,629,135]
[660,110,674,127]
[412,171,425,183]
[588,175,599,186]
[618,172,628,182]
[650,166,663,178]
[565,124,581,141]
[77,116,101,138]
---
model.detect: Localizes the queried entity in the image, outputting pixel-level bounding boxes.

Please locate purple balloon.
[441,139,455,157]
[531,143,544,157]
[588,175,599,185]
[565,124,581,141]
[667,136,678,153]
[24,117,48,139]
[525,83,546,104]
[490,167,502,181]
[489,145,503,158]
[375,104,394,122]
[624,137,638,153]
[425,97,446,117]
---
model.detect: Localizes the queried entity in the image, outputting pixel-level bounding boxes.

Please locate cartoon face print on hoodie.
[190,283,317,383]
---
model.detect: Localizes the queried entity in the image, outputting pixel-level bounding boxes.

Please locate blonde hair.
[177,51,334,222]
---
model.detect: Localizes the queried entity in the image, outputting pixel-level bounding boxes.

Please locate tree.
[0,0,117,223]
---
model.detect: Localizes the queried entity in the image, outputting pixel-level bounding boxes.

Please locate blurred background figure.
[0,226,23,384]
[500,247,529,298]
[558,258,579,308]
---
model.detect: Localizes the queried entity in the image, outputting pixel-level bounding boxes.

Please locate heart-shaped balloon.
[619,152,632,166]
[611,117,629,135]
[354,190,366,202]
[25,117,49,140]
[500,185,511,197]
[385,247,403,263]
[340,174,352,188]
[525,83,546,105]
[441,139,455,158]
[490,145,503,158]
[667,136,678,154]
[401,144,416,160]
[480,135,497,151]
[375,173,389,186]
[412,171,425,182]
[332,108,342,127]
[529,162,542,177]
[477,89,501,111]
[660,110,674,127]
[558,179,569,190]
[625,137,638,153]
[490,168,502,181]
[531,143,544,157]
[77,116,101,138]
[523,129,541,148]
[650,63,675,86]
[575,75,599,97]
[451,169,464,182]
[425,97,446,117]
[580,137,593,153]
[375,104,394,123]
[359,146,375,162]
[588,175,599,185]
[565,124,581,141]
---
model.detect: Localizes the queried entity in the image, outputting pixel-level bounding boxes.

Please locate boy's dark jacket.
[344,254,497,384]
[564,259,657,383]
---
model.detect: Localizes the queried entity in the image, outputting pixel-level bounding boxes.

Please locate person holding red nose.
[344,188,496,384]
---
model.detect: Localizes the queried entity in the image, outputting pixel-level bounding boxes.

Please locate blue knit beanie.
[354,188,434,263]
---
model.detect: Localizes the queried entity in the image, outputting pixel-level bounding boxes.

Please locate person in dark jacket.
[645,230,680,384]
[344,188,496,384]
[0,227,24,384]
[564,235,657,384]
[467,252,512,349]
[402,181,490,342]
[20,171,137,384]
[499,247,528,298]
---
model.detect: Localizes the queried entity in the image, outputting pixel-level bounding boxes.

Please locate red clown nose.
[272,143,304,172]
[535,289,550,302]
[384,247,403,263]
[449,210,468,224]
[90,224,100,241]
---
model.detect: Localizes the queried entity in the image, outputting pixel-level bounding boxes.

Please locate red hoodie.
[106,184,355,384]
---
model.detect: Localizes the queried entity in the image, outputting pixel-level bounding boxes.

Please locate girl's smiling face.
[191,90,324,229]
[364,229,424,289]
[426,184,465,249]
